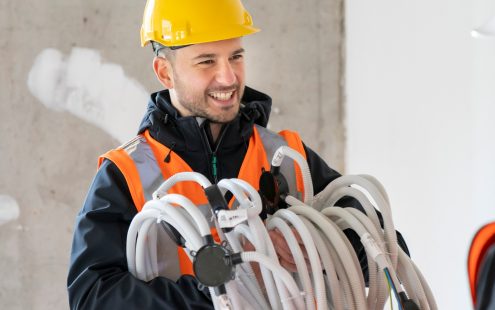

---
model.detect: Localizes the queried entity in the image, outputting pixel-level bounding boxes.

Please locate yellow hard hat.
[140,0,260,47]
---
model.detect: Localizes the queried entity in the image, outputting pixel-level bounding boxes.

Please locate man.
[67,0,408,309]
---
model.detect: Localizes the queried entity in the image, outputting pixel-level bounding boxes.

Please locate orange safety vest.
[98,124,307,277]
[468,222,495,305]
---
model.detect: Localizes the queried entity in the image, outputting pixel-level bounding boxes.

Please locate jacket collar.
[137,86,272,153]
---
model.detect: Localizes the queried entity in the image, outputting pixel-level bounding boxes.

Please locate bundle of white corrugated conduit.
[126,146,437,310]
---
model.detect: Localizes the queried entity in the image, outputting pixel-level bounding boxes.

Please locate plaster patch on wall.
[27,48,149,143]
[0,195,20,226]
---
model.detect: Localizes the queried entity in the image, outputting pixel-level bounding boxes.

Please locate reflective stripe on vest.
[98,124,307,279]
[468,222,495,305]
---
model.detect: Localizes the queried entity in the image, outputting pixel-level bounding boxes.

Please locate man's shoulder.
[254,125,302,142]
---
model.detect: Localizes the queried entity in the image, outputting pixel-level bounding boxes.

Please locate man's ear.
[153,57,174,89]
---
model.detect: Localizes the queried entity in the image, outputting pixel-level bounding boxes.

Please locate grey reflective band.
[255,125,302,200]
[122,135,164,202]
[124,138,216,227]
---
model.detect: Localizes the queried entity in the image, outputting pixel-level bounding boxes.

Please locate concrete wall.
[0,1,345,309]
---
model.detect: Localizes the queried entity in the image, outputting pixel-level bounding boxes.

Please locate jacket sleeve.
[67,159,214,310]
[475,244,495,310]
[303,142,410,282]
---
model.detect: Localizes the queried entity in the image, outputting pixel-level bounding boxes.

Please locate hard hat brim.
[141,25,260,48]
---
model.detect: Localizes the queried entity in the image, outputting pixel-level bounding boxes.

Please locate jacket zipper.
[201,124,228,184]
[211,155,218,182]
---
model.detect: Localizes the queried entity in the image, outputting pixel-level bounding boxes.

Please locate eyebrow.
[193,48,246,60]
[232,48,245,55]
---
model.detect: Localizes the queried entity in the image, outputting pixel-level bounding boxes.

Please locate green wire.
[385,271,394,310]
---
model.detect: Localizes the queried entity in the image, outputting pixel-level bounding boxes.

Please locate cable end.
[399,292,420,310]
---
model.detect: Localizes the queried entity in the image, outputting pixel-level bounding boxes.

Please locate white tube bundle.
[126,146,437,310]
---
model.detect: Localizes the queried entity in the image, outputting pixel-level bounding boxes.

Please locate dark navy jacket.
[476,245,495,310]
[67,86,409,309]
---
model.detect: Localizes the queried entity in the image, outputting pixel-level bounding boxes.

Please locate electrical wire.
[384,268,402,310]
[386,272,394,310]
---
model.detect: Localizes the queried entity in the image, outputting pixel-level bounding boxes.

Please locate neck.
[169,92,224,143]
[210,123,222,143]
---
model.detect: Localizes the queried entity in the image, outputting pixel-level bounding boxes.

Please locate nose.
[215,60,237,86]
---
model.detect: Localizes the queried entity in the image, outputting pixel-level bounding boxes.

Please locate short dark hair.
[151,41,176,61]
[151,41,191,62]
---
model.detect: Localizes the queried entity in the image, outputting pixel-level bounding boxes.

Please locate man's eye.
[231,54,244,60]
[199,60,215,65]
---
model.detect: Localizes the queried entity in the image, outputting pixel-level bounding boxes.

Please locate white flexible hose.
[224,281,244,310]
[150,202,203,250]
[359,174,391,205]
[286,195,366,293]
[397,248,429,309]
[319,186,382,231]
[229,178,263,216]
[233,224,254,244]
[241,251,305,310]
[273,209,328,310]
[271,146,313,205]
[349,176,398,269]
[218,179,283,310]
[260,223,292,310]
[229,280,261,310]
[288,204,367,310]
[136,218,157,281]
[231,224,270,308]
[127,200,205,280]
[159,194,211,237]
[322,207,391,310]
[153,171,212,199]
[346,208,390,309]
[410,255,438,310]
[266,217,316,310]
[209,287,223,310]
[330,208,403,309]
[127,208,160,277]
[236,271,270,310]
[142,199,201,243]
[298,217,344,310]
[315,175,399,269]
[312,180,386,297]
[224,230,269,310]
[322,208,379,308]
[217,179,250,207]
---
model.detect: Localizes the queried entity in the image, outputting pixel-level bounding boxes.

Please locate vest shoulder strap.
[278,129,307,159]
[278,129,307,195]
[254,125,307,198]
[97,135,155,212]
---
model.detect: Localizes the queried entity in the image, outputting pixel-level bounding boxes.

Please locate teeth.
[209,91,234,101]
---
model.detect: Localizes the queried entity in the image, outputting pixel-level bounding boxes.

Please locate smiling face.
[154,38,246,124]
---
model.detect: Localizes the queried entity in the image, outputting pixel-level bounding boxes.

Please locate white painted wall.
[346,0,495,309]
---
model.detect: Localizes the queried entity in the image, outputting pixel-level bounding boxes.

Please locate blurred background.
[0,0,494,309]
